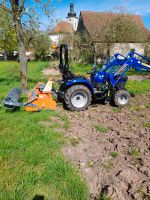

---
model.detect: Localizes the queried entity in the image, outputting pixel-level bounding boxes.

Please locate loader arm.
[109,52,150,87]
[130,52,150,72]
[102,53,125,71]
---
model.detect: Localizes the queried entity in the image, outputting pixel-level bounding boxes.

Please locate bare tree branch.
[21,11,32,18]
[0,3,12,13]
[19,0,25,13]
[3,0,7,6]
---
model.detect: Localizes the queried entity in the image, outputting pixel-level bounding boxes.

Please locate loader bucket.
[3,88,22,109]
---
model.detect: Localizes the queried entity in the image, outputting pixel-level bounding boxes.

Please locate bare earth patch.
[62,93,150,200]
[39,116,65,131]
[42,67,60,76]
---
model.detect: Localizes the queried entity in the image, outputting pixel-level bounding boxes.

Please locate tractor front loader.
[56,44,150,111]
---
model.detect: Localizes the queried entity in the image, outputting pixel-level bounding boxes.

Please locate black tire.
[114,90,130,107]
[64,85,91,111]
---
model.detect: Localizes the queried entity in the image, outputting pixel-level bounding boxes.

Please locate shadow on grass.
[5,107,21,113]
[0,76,20,83]
[33,195,45,200]
[0,74,44,86]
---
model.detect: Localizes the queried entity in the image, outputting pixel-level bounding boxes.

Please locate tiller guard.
[3,88,22,109]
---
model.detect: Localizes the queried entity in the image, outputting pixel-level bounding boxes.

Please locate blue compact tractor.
[57,44,150,111]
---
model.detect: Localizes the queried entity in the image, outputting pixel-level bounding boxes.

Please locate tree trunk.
[1,1,27,90]
[14,18,27,90]
[93,53,97,65]
[3,51,7,61]
[93,45,97,65]
[106,43,111,60]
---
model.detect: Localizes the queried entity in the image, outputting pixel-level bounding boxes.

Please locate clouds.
[123,0,150,16]
[131,6,150,16]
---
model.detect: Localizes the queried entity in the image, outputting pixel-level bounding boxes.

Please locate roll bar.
[59,44,72,80]
[59,44,68,67]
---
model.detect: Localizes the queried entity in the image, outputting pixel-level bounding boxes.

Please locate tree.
[26,30,51,60]
[101,13,146,58]
[0,0,53,90]
[0,8,17,60]
[60,32,98,64]
[34,32,51,60]
[75,12,147,64]
[144,32,150,57]
[24,20,51,60]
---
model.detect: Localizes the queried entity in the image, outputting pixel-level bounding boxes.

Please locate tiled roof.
[49,21,74,35]
[78,11,148,37]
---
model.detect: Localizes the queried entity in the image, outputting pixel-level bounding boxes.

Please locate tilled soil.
[62,93,150,200]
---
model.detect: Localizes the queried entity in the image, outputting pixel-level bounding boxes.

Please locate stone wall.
[111,43,145,56]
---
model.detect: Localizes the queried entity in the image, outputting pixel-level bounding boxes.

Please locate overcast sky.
[44,0,150,30]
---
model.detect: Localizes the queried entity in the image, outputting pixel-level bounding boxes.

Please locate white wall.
[67,17,78,31]
[49,34,63,44]
[111,43,144,56]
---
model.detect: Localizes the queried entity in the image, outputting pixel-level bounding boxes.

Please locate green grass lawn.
[0,61,149,200]
[71,63,93,75]
[126,80,150,94]
[0,61,88,200]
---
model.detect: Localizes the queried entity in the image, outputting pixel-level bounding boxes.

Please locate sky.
[45,0,150,30]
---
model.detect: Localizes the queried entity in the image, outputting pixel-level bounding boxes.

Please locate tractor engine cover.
[91,71,106,88]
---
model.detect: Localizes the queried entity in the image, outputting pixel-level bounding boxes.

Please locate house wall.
[111,43,145,56]
[49,34,64,44]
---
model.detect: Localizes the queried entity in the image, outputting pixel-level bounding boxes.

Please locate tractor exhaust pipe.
[3,88,22,109]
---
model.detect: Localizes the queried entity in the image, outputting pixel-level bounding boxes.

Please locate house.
[77,11,149,56]
[48,21,74,44]
[48,3,78,45]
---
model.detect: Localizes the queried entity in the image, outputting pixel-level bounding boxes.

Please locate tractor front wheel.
[114,90,130,107]
[64,85,91,111]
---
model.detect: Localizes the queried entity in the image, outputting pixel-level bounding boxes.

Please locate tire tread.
[64,85,91,111]
[114,89,130,107]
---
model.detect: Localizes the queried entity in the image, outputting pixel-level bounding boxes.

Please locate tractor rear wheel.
[114,90,130,107]
[64,85,91,111]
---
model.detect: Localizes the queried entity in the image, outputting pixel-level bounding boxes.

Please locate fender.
[66,78,94,94]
